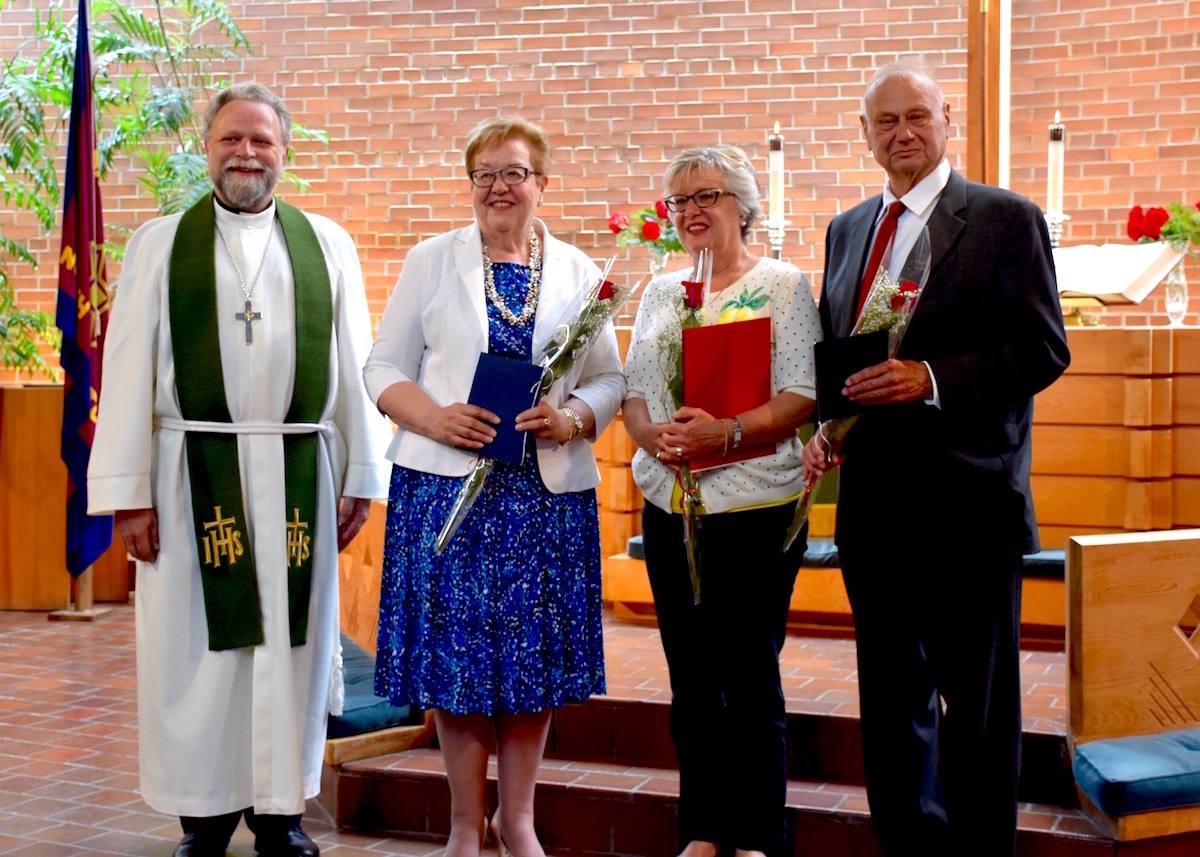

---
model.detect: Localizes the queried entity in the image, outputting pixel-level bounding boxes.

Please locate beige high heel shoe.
[489,811,512,857]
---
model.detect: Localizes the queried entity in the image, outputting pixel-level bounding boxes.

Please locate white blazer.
[363,220,626,494]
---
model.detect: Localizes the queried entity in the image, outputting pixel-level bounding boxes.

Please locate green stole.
[168,195,332,652]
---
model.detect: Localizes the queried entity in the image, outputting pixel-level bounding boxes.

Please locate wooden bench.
[1067,529,1200,840]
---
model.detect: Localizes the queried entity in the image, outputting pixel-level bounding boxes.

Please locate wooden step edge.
[549,695,1074,807]
[327,748,1110,849]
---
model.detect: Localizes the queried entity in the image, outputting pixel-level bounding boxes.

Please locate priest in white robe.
[88,82,389,857]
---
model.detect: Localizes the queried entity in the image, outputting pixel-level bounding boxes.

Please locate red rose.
[655,199,670,219]
[641,219,661,241]
[682,280,704,310]
[1127,205,1145,241]
[1142,206,1170,240]
[891,280,920,311]
[608,212,629,234]
[597,280,614,301]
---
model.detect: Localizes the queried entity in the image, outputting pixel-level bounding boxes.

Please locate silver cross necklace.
[216,218,275,344]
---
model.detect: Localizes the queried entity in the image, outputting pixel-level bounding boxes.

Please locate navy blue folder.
[467,352,545,465]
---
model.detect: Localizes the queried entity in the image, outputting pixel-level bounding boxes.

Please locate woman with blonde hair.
[365,116,625,857]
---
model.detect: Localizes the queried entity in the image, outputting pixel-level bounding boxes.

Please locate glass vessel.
[1165,240,1189,326]
[649,247,670,278]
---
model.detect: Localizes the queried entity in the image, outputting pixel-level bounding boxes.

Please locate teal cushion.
[627,534,645,559]
[1073,728,1200,815]
[1022,549,1065,579]
[801,537,840,568]
[327,633,419,739]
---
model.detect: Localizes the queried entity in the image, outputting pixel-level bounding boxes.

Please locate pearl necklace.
[216,217,275,344]
[482,230,541,326]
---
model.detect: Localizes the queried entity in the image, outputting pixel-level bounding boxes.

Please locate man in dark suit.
[802,62,1070,855]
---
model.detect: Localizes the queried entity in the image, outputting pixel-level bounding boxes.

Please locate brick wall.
[1,0,1197,382]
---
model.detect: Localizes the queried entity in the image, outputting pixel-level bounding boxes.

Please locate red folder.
[682,316,775,471]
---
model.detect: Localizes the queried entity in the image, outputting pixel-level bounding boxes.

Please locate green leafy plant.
[1,7,63,377]
[0,0,329,376]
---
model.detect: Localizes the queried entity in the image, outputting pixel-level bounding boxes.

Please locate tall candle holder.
[1045,110,1068,250]
[764,218,788,260]
[767,122,786,260]
[1046,112,1065,220]
[1045,212,1069,248]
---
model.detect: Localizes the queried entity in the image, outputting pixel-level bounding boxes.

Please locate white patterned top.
[624,256,822,515]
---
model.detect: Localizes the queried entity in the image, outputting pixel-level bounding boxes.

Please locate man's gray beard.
[214,166,279,212]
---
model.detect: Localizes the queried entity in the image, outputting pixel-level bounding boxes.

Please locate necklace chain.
[216,217,276,307]
[482,230,541,326]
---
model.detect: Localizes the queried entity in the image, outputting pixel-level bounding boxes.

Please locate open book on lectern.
[1053,240,1186,305]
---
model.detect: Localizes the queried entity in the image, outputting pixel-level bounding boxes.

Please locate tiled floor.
[0,603,1068,856]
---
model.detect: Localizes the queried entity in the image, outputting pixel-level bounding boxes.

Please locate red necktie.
[856,200,906,317]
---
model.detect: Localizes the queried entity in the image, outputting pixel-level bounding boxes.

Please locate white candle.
[1047,110,1064,217]
[768,121,784,224]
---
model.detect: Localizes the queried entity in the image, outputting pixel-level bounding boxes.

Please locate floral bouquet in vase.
[610,199,686,275]
[1127,199,1200,324]
[435,257,638,554]
[782,226,932,552]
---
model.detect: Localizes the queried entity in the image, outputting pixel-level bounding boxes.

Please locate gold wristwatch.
[561,406,584,442]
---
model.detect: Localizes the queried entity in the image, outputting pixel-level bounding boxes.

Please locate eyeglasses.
[662,189,735,212]
[468,165,538,188]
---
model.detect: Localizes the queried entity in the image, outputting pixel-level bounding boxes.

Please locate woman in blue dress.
[363,116,625,857]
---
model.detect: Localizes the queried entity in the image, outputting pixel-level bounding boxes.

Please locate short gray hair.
[663,145,763,241]
[202,82,293,149]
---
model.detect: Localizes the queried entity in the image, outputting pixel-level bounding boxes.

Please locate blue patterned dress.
[374,261,606,715]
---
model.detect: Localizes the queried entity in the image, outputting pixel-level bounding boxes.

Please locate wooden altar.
[598,326,1200,641]
[0,385,130,610]
[1032,326,1200,546]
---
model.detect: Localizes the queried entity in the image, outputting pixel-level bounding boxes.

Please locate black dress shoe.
[254,821,319,857]
[173,831,228,857]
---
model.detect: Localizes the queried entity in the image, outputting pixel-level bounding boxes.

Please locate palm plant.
[0,0,327,376]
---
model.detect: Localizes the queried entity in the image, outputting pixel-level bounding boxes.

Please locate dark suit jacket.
[819,169,1070,556]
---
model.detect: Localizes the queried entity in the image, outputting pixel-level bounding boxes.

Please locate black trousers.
[643,499,806,857]
[838,539,1023,857]
[181,809,300,842]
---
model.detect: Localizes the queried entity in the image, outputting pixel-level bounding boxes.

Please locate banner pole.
[49,565,112,621]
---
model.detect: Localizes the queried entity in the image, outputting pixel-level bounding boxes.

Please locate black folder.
[813,329,889,421]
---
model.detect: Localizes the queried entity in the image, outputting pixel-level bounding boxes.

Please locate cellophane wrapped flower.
[535,270,637,391]
[782,227,932,552]
[435,259,636,554]
[656,248,711,603]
